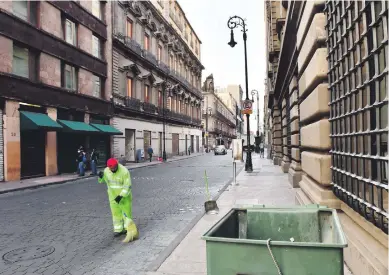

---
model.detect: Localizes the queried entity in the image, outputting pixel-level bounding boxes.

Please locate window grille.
[326,0,388,233]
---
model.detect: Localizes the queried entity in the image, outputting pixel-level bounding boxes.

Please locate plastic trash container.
[202,205,347,275]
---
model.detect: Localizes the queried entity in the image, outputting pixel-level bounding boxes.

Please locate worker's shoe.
[113,230,126,237]
[122,220,139,243]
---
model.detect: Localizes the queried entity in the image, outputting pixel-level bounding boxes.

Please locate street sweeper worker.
[98,158,139,243]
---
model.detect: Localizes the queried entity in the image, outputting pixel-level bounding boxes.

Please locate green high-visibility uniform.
[98,164,132,233]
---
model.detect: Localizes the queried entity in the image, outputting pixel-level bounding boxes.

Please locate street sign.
[241,99,253,115]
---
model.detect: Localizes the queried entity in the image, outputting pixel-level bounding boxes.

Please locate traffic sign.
[242,99,253,114]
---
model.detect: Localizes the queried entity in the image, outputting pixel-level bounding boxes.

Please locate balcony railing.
[124,36,143,56]
[142,102,156,114]
[143,50,158,67]
[125,97,141,111]
[114,94,201,127]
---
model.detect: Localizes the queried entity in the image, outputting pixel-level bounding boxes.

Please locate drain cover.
[3,245,55,263]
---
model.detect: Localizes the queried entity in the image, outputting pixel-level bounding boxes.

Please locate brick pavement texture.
[147,154,353,275]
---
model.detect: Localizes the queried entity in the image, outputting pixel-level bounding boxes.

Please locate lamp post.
[205,107,212,152]
[162,81,168,162]
[251,89,260,153]
[227,15,253,172]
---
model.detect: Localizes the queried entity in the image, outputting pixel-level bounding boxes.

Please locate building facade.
[202,75,236,149]
[216,84,244,138]
[265,1,388,274]
[0,1,119,181]
[111,1,203,161]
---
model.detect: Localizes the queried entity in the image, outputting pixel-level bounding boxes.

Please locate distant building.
[202,75,236,149]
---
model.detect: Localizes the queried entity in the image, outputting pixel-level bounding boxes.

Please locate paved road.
[0,153,242,275]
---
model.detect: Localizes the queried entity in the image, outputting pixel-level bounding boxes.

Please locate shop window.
[64,18,77,46]
[13,1,38,25]
[127,78,133,98]
[62,63,77,91]
[92,75,101,98]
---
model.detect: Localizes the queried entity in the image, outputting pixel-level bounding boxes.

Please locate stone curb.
[0,153,205,195]
[146,163,245,272]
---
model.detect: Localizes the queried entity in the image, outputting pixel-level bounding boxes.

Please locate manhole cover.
[3,245,55,263]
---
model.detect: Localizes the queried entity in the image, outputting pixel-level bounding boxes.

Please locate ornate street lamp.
[162,81,175,162]
[227,15,253,172]
[251,89,260,153]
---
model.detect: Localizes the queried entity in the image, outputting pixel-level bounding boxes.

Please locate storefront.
[19,105,63,179]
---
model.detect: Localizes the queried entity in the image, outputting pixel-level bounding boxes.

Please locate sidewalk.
[146,154,352,275]
[0,152,204,194]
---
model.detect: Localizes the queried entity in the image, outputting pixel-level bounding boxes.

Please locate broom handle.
[205,170,210,201]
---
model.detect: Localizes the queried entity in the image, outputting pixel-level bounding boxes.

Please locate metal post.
[162,82,167,162]
[206,110,209,153]
[257,91,259,136]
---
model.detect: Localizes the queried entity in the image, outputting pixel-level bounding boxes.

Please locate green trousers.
[108,192,133,233]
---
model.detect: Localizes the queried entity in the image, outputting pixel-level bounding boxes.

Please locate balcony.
[143,51,158,67]
[142,102,156,114]
[125,97,141,111]
[124,36,143,56]
[159,61,170,74]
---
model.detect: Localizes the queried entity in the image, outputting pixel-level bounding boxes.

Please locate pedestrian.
[147,146,153,162]
[188,145,191,155]
[98,158,139,243]
[259,142,264,158]
[90,148,99,175]
[76,146,86,176]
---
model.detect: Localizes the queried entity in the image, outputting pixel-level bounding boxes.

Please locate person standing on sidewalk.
[147,146,153,162]
[188,145,191,155]
[90,148,99,175]
[76,146,86,176]
[259,142,264,158]
[98,158,139,243]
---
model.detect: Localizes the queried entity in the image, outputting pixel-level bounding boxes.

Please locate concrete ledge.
[301,119,331,149]
[301,151,331,185]
[288,167,303,188]
[281,160,290,173]
[299,174,340,208]
[339,209,388,275]
[295,188,313,205]
[300,83,330,122]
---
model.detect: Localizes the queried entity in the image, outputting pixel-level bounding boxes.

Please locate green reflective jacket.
[98,164,132,198]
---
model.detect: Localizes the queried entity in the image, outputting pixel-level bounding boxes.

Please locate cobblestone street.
[0,154,242,275]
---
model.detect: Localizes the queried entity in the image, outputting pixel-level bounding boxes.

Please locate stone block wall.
[296,4,338,208]
[288,75,302,187]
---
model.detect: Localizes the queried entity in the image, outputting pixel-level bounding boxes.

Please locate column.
[288,75,302,187]
[272,104,282,166]
[45,107,58,176]
[281,97,290,172]
[4,100,21,181]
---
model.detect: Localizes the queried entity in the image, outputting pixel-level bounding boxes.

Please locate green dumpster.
[202,205,347,275]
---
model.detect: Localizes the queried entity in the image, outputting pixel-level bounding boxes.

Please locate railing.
[124,36,142,56]
[143,50,158,67]
[125,97,141,111]
[142,102,156,114]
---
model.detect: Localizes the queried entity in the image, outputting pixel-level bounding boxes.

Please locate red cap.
[107,158,118,169]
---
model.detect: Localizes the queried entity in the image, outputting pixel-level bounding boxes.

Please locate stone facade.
[39,53,61,87]
[264,1,388,274]
[0,35,12,74]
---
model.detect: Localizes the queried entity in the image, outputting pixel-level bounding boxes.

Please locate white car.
[214,145,227,155]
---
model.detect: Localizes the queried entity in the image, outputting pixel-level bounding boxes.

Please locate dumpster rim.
[201,207,348,248]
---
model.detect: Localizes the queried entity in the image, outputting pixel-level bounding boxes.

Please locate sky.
[179,0,267,130]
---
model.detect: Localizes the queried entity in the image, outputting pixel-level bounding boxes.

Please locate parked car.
[214,145,227,155]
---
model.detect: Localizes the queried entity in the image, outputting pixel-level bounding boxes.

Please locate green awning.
[57,119,100,133]
[90,123,123,135]
[20,111,63,131]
